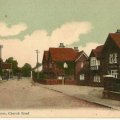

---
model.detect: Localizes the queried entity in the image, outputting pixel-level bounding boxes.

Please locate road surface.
[0,78,108,109]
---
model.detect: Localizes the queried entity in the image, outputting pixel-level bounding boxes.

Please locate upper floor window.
[63,62,68,68]
[109,53,117,64]
[90,57,100,66]
[81,62,84,68]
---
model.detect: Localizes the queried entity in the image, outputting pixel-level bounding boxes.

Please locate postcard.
[0,0,120,118]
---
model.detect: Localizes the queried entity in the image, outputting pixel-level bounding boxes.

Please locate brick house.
[75,50,88,85]
[77,62,89,85]
[102,30,120,79]
[102,30,120,100]
[42,43,88,84]
[88,45,104,86]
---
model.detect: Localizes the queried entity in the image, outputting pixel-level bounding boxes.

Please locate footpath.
[39,84,120,110]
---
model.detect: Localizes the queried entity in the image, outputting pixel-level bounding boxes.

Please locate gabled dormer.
[89,45,103,70]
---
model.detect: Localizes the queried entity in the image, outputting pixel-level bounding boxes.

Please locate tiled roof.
[2,63,12,69]
[75,50,84,59]
[49,48,77,61]
[92,45,104,58]
[109,33,120,48]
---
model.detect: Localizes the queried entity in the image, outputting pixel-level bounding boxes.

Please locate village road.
[0,78,108,109]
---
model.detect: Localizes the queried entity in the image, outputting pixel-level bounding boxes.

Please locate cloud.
[0,21,92,67]
[50,21,92,45]
[79,42,102,56]
[0,22,27,37]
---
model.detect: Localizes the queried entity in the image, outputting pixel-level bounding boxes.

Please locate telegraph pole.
[0,45,3,59]
[35,49,40,79]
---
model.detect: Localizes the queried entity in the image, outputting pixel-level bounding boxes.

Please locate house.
[88,45,104,86]
[74,50,88,85]
[42,43,88,84]
[77,62,89,85]
[101,30,120,100]
[1,63,12,80]
[101,30,120,79]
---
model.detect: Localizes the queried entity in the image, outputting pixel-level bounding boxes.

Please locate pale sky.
[0,0,120,67]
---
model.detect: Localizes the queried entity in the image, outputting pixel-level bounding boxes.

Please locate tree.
[0,58,3,75]
[5,57,18,75]
[21,63,32,77]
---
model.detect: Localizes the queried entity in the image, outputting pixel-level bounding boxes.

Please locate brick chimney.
[74,47,79,52]
[116,29,120,33]
[59,43,65,48]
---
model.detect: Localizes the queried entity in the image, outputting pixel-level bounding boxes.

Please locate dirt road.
[0,78,108,109]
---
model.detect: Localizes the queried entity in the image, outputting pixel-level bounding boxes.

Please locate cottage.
[88,45,104,86]
[42,43,88,85]
[75,50,88,85]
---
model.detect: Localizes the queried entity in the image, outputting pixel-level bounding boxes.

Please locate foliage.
[56,61,75,75]
[5,57,18,75]
[32,71,45,80]
[21,63,32,77]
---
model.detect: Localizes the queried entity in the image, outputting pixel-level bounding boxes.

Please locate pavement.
[38,84,120,110]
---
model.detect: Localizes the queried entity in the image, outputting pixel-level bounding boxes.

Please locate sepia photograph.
[0,0,120,118]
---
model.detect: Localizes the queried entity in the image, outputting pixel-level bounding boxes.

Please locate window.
[93,75,100,82]
[80,74,84,80]
[63,62,68,68]
[58,76,64,80]
[109,53,117,64]
[90,57,96,66]
[90,57,100,66]
[110,70,118,78]
[81,62,84,68]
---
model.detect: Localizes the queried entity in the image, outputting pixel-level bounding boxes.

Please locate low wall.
[33,78,77,85]
[103,90,120,101]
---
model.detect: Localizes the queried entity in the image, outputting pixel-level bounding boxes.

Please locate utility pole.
[35,49,40,79]
[0,45,3,59]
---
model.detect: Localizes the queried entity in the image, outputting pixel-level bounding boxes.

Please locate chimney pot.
[74,47,79,52]
[59,43,65,48]
[116,29,120,33]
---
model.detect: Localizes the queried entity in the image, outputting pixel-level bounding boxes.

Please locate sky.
[0,0,120,67]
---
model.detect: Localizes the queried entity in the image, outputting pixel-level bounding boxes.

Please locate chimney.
[59,43,65,48]
[74,47,79,52]
[116,29,120,33]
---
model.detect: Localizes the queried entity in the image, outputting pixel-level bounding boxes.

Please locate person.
[6,72,9,80]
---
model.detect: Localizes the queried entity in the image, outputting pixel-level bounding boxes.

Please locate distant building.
[1,63,12,80]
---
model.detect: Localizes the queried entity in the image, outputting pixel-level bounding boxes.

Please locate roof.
[49,48,78,62]
[75,51,84,59]
[42,51,49,63]
[109,33,120,48]
[92,45,104,58]
[75,50,88,62]
[2,63,12,69]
